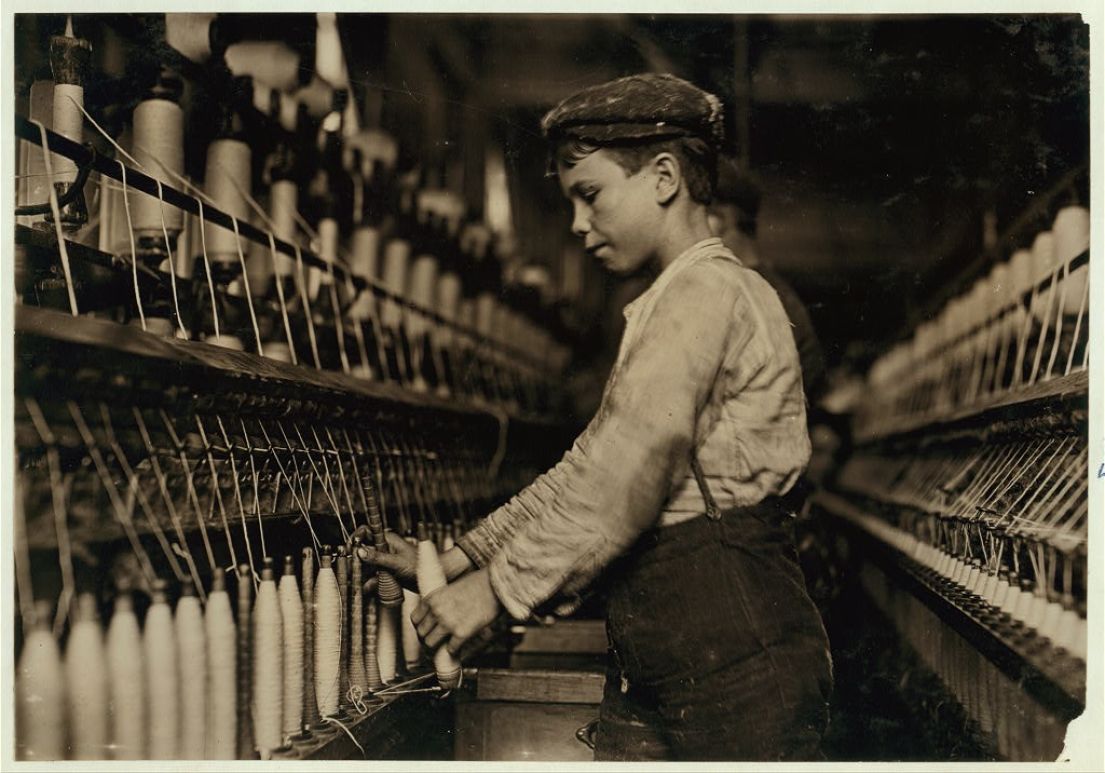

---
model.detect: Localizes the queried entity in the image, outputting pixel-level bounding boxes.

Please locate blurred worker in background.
[708,156,826,402]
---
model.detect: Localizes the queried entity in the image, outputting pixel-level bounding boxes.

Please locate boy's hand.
[412,567,502,655]
[355,531,418,589]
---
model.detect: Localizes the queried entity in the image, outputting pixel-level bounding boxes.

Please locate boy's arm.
[484,260,756,619]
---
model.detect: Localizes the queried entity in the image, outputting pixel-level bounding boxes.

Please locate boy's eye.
[580,189,598,203]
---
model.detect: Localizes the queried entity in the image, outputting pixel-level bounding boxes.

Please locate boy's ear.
[651,152,681,205]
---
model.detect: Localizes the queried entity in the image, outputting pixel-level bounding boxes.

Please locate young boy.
[364,73,833,761]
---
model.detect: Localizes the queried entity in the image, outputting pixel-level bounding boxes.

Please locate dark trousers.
[593,500,833,761]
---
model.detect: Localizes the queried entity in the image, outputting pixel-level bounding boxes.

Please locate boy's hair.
[552,136,717,205]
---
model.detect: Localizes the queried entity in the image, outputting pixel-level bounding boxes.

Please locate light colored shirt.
[456,238,810,619]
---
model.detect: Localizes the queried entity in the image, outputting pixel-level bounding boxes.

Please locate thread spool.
[1001,580,1023,619]
[381,239,411,330]
[1029,231,1056,323]
[335,551,353,716]
[205,569,237,759]
[1071,605,1088,661]
[364,599,384,692]
[350,545,368,698]
[1039,599,1065,644]
[107,593,146,760]
[401,587,423,672]
[144,579,180,759]
[408,249,439,340]
[17,601,65,760]
[311,217,341,302]
[175,581,207,759]
[205,333,245,351]
[263,342,293,363]
[376,602,399,684]
[1027,591,1050,632]
[236,565,256,759]
[475,293,497,339]
[132,79,186,241]
[349,226,381,320]
[164,13,215,62]
[436,271,462,350]
[279,556,304,742]
[1056,602,1081,656]
[269,179,298,279]
[297,548,322,740]
[204,138,252,266]
[252,558,284,759]
[48,23,91,185]
[245,209,275,297]
[314,550,342,717]
[1053,206,1089,314]
[225,41,303,92]
[64,593,109,760]
[1013,581,1036,628]
[416,538,463,689]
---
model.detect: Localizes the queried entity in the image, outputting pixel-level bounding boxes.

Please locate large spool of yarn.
[236,565,255,759]
[1029,231,1056,322]
[164,13,215,63]
[107,593,146,760]
[17,602,65,761]
[314,550,342,717]
[401,587,423,672]
[253,558,284,759]
[49,23,91,186]
[381,239,411,331]
[175,581,207,759]
[349,548,368,698]
[335,551,353,716]
[269,179,298,280]
[145,580,180,759]
[205,569,237,759]
[132,77,186,239]
[416,539,463,689]
[65,593,109,760]
[1052,206,1090,315]
[376,601,399,684]
[349,225,381,321]
[364,599,384,692]
[225,41,303,92]
[279,556,304,742]
[204,138,252,266]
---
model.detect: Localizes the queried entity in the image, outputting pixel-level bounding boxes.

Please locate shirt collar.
[623,237,729,320]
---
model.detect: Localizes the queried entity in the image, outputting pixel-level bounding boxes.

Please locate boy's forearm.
[442,546,475,581]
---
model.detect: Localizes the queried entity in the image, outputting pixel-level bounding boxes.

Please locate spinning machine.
[13,13,574,761]
[812,172,1091,761]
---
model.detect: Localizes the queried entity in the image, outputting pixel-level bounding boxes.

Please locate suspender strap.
[690,450,721,520]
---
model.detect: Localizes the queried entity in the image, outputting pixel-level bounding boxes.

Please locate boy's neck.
[654,204,715,271]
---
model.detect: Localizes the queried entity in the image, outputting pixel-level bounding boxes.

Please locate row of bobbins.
[17,17,569,407]
[15,536,465,762]
[856,514,1087,663]
[862,203,1090,434]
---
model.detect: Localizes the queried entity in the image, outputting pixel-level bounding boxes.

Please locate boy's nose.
[571,205,590,237]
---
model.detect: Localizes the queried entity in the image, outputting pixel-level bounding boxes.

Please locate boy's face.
[558,148,660,275]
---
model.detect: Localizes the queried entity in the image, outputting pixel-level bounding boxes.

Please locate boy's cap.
[541,73,725,147]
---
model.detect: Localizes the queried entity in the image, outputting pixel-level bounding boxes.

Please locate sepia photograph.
[2,6,1101,767]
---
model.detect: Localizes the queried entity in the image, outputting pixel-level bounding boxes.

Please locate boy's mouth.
[586,242,608,256]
